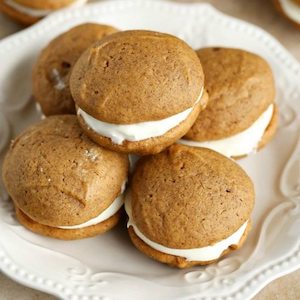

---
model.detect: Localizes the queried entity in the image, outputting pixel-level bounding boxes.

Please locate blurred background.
[1,0,300,59]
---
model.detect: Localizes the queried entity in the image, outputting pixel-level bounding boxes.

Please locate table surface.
[0,0,300,299]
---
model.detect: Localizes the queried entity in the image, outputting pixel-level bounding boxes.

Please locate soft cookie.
[125,145,254,268]
[180,47,278,158]
[0,0,87,25]
[70,30,207,155]
[32,23,118,116]
[273,0,300,30]
[2,115,129,240]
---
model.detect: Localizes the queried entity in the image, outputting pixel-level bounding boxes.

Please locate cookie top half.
[70,30,204,124]
[185,47,275,141]
[2,115,129,227]
[130,144,254,249]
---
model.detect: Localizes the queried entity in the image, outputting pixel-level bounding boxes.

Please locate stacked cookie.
[33,23,118,115]
[70,30,206,155]
[180,47,277,158]
[0,0,88,25]
[3,116,129,240]
[125,145,254,268]
[2,24,278,268]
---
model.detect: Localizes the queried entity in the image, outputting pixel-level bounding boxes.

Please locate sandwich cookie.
[33,23,118,116]
[273,0,300,29]
[2,115,129,240]
[0,0,87,25]
[180,47,278,158]
[125,144,254,268]
[70,30,207,155]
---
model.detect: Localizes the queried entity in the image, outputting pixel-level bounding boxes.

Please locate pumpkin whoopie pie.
[125,144,254,268]
[180,47,278,158]
[32,23,118,116]
[273,0,300,29]
[70,30,207,155]
[0,0,87,25]
[2,115,129,240]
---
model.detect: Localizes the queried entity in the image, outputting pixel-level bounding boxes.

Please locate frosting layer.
[180,104,274,157]
[78,89,204,145]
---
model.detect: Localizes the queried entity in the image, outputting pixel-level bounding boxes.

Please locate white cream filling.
[279,0,300,24]
[179,104,274,157]
[57,182,126,230]
[78,89,204,145]
[5,0,87,17]
[125,195,248,262]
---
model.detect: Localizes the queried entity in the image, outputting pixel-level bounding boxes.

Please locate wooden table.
[0,0,300,299]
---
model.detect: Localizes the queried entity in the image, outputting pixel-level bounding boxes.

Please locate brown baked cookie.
[2,115,129,240]
[180,47,277,158]
[70,30,206,155]
[125,144,255,268]
[32,23,118,116]
[273,0,300,30]
[0,0,87,25]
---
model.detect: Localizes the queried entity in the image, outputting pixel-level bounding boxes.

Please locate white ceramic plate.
[1,1,300,299]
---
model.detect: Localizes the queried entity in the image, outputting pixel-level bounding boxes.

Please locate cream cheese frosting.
[179,104,274,157]
[77,88,204,145]
[279,0,300,24]
[5,0,87,17]
[125,195,248,262]
[57,182,126,230]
